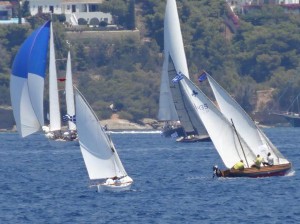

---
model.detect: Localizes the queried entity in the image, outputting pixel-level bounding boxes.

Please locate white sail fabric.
[75,89,127,180]
[164,0,189,78]
[10,21,50,137]
[168,56,208,136]
[180,76,256,168]
[206,74,289,164]
[65,51,76,131]
[158,0,189,121]
[158,57,178,121]
[10,75,44,137]
[49,23,61,131]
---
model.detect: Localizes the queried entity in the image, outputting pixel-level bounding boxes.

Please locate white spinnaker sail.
[10,21,50,137]
[179,76,256,168]
[206,74,289,165]
[49,23,61,131]
[158,0,189,121]
[168,56,208,136]
[75,89,127,180]
[65,51,76,131]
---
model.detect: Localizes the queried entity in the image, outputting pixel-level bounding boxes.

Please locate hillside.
[0,0,300,129]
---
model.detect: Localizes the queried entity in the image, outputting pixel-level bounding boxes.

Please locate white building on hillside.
[27,0,112,25]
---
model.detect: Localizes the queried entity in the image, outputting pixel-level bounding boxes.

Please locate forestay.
[75,89,127,180]
[10,21,50,137]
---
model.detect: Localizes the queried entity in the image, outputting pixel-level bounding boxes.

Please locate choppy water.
[0,127,299,223]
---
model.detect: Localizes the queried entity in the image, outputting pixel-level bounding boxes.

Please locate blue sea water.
[0,127,300,224]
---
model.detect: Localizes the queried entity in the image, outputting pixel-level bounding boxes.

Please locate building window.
[67,5,70,10]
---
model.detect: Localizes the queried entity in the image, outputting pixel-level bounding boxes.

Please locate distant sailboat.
[10,21,50,137]
[158,0,209,142]
[61,51,78,141]
[74,88,133,192]
[43,22,62,140]
[175,71,292,177]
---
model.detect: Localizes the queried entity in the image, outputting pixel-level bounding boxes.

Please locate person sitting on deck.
[232,160,244,170]
[251,154,263,168]
[263,152,274,166]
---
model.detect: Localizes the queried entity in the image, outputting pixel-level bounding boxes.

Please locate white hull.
[97,182,132,192]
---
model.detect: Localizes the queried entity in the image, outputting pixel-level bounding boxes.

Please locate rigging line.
[231,118,249,167]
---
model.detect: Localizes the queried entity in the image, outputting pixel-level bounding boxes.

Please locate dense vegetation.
[0,0,300,124]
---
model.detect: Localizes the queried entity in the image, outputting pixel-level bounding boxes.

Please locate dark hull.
[220,163,292,178]
[162,126,185,137]
[176,135,211,143]
[282,115,300,127]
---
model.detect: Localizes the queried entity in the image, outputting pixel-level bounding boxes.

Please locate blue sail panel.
[12,21,50,79]
[10,21,50,137]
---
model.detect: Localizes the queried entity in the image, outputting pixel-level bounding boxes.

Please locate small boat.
[158,0,210,142]
[74,88,133,192]
[273,94,300,127]
[10,21,51,137]
[174,69,292,178]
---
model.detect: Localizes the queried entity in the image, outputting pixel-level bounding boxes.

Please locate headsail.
[205,72,289,165]
[65,51,76,131]
[74,88,127,180]
[48,22,61,132]
[10,21,50,137]
[179,76,256,168]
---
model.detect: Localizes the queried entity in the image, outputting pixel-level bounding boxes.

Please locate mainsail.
[65,51,76,131]
[10,21,50,137]
[74,88,127,180]
[158,0,189,121]
[48,22,61,132]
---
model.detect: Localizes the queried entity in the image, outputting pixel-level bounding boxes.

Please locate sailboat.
[10,21,51,137]
[42,22,63,140]
[273,94,300,127]
[158,0,209,142]
[172,68,292,177]
[61,51,78,141]
[74,87,133,192]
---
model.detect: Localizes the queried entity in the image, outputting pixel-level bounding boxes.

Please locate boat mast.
[231,119,249,167]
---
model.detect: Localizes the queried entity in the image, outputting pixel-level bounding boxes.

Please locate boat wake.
[108,130,162,134]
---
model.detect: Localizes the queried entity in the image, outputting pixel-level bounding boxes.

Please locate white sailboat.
[173,69,291,177]
[10,21,51,137]
[74,88,133,192]
[159,0,209,142]
[61,51,78,141]
[42,22,63,140]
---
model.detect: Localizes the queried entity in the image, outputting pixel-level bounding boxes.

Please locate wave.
[108,130,162,134]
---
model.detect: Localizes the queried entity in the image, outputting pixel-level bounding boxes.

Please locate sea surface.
[0,127,300,224]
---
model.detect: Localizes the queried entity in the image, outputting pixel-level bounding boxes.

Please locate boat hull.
[220,163,292,178]
[162,126,185,137]
[97,182,132,192]
[176,135,211,143]
[282,115,300,127]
